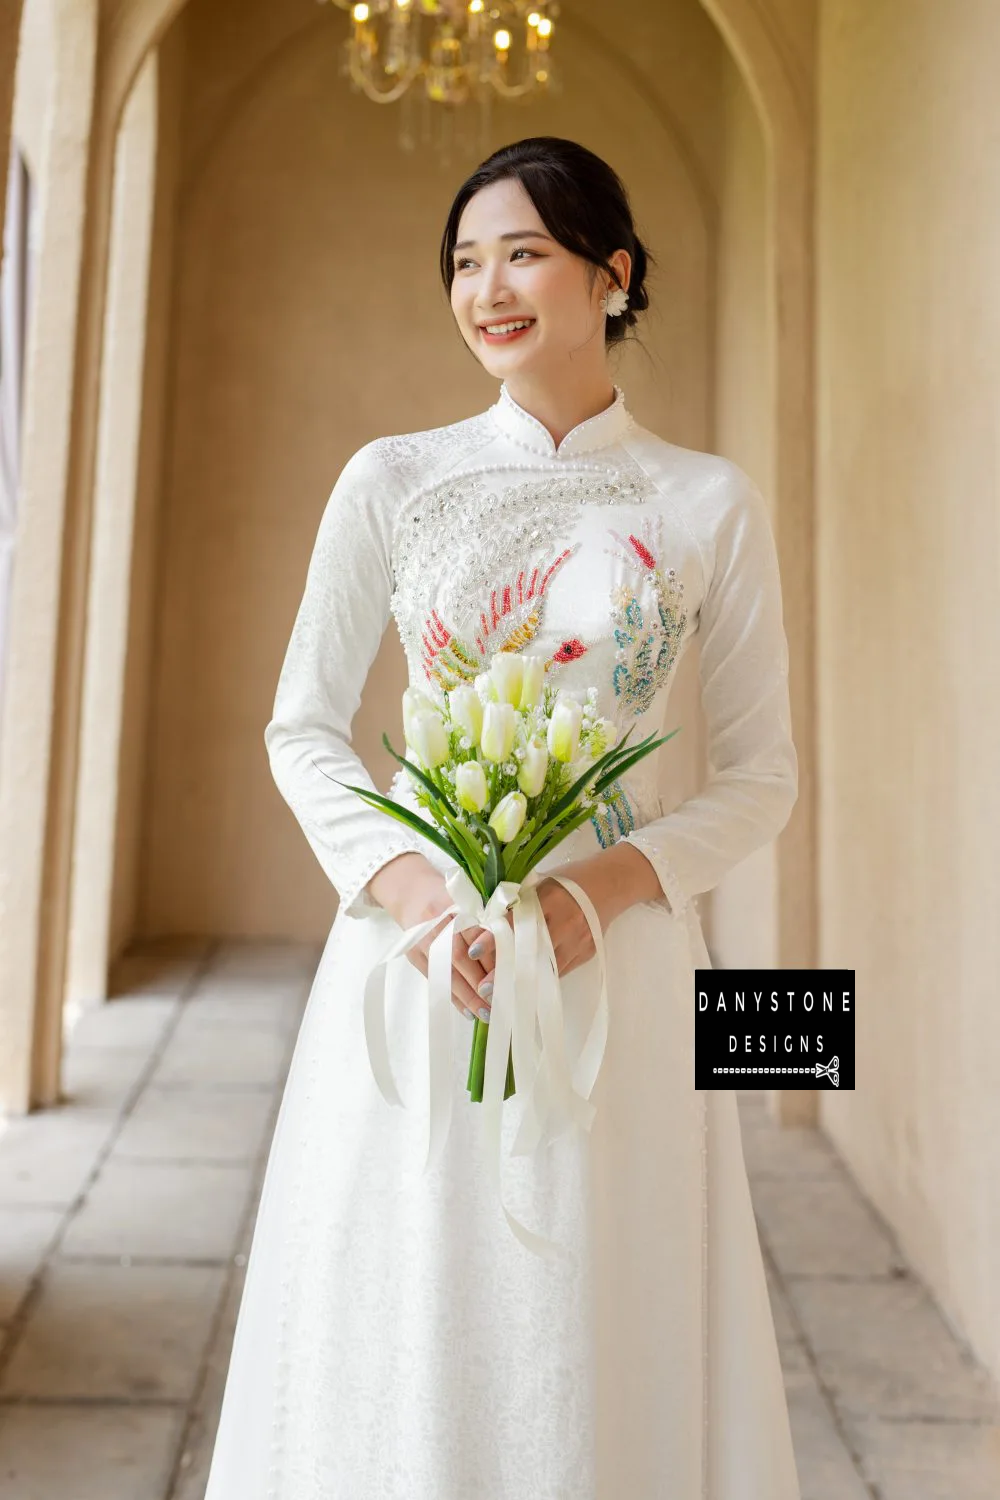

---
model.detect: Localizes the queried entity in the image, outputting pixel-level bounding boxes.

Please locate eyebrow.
[452,230,555,254]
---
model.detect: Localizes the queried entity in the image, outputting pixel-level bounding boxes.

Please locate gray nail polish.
[468,941,484,959]
[478,979,493,998]
[478,1007,491,1023]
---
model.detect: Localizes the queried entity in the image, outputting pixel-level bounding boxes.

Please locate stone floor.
[0,938,997,1499]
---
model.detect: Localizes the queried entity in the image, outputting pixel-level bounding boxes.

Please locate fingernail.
[477,979,493,998]
[468,941,485,959]
[478,1007,491,1023]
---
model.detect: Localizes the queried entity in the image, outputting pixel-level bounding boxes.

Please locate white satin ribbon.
[360,864,609,1261]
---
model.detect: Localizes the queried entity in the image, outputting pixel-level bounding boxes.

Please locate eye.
[454,256,475,272]
[511,247,537,260]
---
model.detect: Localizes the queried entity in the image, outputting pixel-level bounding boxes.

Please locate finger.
[453,971,490,1019]
[464,926,495,974]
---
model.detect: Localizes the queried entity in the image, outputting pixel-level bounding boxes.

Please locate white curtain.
[0,147,34,738]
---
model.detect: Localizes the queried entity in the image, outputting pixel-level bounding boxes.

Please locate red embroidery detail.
[420,608,451,670]
[553,638,588,663]
[628,533,657,571]
[474,548,573,655]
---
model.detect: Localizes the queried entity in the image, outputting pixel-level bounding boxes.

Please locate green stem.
[467,871,516,1103]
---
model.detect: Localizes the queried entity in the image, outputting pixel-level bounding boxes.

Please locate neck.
[502,370,618,449]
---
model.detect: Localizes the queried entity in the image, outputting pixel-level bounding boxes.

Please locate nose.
[476,256,513,309]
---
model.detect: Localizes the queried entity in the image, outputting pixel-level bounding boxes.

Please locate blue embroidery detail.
[590,777,637,848]
[604,520,688,717]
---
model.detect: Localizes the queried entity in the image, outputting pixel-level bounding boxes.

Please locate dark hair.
[439,136,652,347]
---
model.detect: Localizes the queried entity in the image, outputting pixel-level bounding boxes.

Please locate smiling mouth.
[479,319,536,340]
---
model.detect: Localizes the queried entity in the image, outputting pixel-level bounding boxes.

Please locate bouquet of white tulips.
[335,651,678,1105]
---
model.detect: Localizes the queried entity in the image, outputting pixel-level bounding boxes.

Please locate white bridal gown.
[204,383,802,1500]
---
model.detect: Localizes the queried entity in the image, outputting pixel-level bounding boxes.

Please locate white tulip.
[455,760,488,813]
[480,702,518,763]
[448,685,483,746]
[517,740,549,798]
[409,710,449,769]
[518,655,546,709]
[490,653,524,707]
[474,671,498,704]
[547,696,583,762]
[402,686,437,743]
[489,790,527,844]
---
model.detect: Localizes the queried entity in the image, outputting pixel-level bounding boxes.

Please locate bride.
[204,135,801,1499]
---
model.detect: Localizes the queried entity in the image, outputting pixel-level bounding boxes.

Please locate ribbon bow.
[815,1056,839,1087]
[360,864,609,1261]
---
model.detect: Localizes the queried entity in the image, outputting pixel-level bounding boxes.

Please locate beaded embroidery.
[418,549,577,691]
[590,776,638,848]
[390,468,658,677]
[605,515,689,716]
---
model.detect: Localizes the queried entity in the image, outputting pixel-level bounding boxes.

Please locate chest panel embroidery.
[418,549,577,692]
[605,516,689,716]
[390,466,657,682]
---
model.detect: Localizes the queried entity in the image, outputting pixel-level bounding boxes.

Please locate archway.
[0,0,816,1121]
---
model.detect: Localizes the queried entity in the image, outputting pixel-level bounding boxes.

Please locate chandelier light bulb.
[324,0,559,122]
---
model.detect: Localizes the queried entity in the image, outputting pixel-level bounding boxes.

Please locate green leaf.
[329,781,459,864]
[472,815,503,895]
[591,727,681,792]
[544,725,644,822]
[496,814,537,869]
[380,732,459,817]
[506,806,595,883]
[435,801,487,882]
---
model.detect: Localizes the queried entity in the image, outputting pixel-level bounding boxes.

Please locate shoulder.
[623,425,774,598]
[344,408,498,497]
[624,423,761,518]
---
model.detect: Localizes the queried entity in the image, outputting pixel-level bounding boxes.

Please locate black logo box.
[694,968,854,1090]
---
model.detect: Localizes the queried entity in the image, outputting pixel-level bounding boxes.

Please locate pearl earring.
[600,285,629,317]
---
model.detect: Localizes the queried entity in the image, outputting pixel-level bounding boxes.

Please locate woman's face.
[449,177,624,380]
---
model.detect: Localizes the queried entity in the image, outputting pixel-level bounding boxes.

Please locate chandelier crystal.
[321,1,559,115]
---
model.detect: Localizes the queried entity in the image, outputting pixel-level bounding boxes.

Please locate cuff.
[622,828,690,917]
[338,834,427,921]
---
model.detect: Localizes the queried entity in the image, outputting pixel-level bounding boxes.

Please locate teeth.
[483,320,533,334]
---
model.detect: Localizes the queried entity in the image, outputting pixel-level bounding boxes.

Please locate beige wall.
[817,0,1000,1379]
[704,45,774,967]
[11,0,49,175]
[137,0,725,941]
[112,18,187,960]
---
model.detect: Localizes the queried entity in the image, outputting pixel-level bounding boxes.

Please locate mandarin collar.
[490,381,633,458]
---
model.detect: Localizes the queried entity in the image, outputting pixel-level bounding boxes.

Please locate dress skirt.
[203,866,802,1500]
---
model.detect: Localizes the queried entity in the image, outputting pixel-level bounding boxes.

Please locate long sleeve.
[264,442,426,920]
[622,468,798,916]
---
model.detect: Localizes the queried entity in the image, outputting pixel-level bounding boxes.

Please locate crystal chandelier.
[320,1,560,156]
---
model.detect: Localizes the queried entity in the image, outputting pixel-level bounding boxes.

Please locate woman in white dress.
[204,136,801,1499]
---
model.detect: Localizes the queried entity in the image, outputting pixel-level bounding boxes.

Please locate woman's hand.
[467,842,661,998]
[365,852,494,1021]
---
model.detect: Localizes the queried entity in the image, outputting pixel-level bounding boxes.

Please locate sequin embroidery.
[605,515,689,716]
[390,468,658,677]
[418,550,577,691]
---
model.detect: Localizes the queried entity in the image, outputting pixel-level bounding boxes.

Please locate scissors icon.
[815,1056,839,1087]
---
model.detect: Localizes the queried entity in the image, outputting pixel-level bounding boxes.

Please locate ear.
[609,248,632,293]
